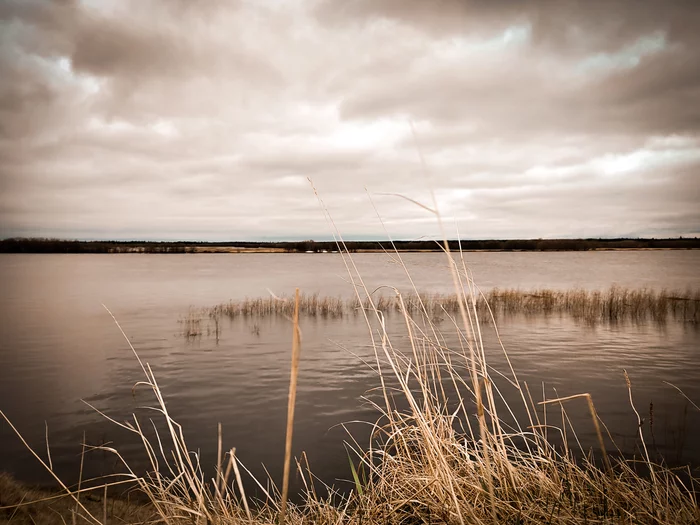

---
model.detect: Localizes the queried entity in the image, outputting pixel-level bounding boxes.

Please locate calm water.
[0,251,699,495]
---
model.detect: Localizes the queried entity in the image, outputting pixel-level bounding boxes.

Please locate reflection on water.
[0,252,698,495]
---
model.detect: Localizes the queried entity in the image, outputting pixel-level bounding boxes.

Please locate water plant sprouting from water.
[188,286,699,340]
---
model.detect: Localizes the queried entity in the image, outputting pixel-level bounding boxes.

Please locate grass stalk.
[279,288,302,524]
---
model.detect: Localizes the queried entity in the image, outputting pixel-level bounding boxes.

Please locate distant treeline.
[1,237,699,253]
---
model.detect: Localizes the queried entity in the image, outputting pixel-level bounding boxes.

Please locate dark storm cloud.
[316,0,700,51]
[315,0,521,39]
[0,0,698,240]
[321,0,700,139]
[0,43,73,140]
[337,40,700,139]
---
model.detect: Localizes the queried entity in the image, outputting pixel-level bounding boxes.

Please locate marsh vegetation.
[3,249,699,524]
[179,286,699,340]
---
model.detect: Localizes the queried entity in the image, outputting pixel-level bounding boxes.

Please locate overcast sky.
[1,0,699,241]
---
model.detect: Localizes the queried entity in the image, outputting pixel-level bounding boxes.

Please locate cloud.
[316,0,700,52]
[0,0,698,240]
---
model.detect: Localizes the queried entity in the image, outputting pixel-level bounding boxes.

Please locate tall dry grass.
[2,253,699,522]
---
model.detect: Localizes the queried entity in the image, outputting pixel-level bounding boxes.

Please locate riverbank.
[0,473,153,525]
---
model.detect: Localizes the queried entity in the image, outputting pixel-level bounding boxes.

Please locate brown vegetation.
[196,286,699,331]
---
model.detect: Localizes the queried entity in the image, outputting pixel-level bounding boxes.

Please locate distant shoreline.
[1,237,699,253]
[188,247,695,254]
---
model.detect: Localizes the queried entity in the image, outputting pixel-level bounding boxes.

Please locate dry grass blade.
[540,393,610,474]
[0,411,104,525]
[280,288,302,524]
[664,381,700,412]
[231,448,252,522]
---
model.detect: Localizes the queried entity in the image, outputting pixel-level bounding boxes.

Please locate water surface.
[0,251,698,495]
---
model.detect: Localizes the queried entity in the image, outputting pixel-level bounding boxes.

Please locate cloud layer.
[1,0,698,240]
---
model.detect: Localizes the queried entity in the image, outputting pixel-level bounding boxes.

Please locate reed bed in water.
[210,293,347,319]
[3,264,699,523]
[203,286,699,326]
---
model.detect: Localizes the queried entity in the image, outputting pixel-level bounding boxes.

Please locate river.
[0,250,698,497]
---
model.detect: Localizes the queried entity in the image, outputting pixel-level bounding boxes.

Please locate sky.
[0,0,699,241]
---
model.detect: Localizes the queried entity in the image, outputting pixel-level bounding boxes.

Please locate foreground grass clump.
[3,250,699,524]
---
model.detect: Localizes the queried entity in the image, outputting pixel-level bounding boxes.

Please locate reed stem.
[279,288,301,524]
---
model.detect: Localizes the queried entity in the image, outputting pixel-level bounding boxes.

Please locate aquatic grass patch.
[211,292,347,319]
[189,286,699,340]
[178,310,204,338]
